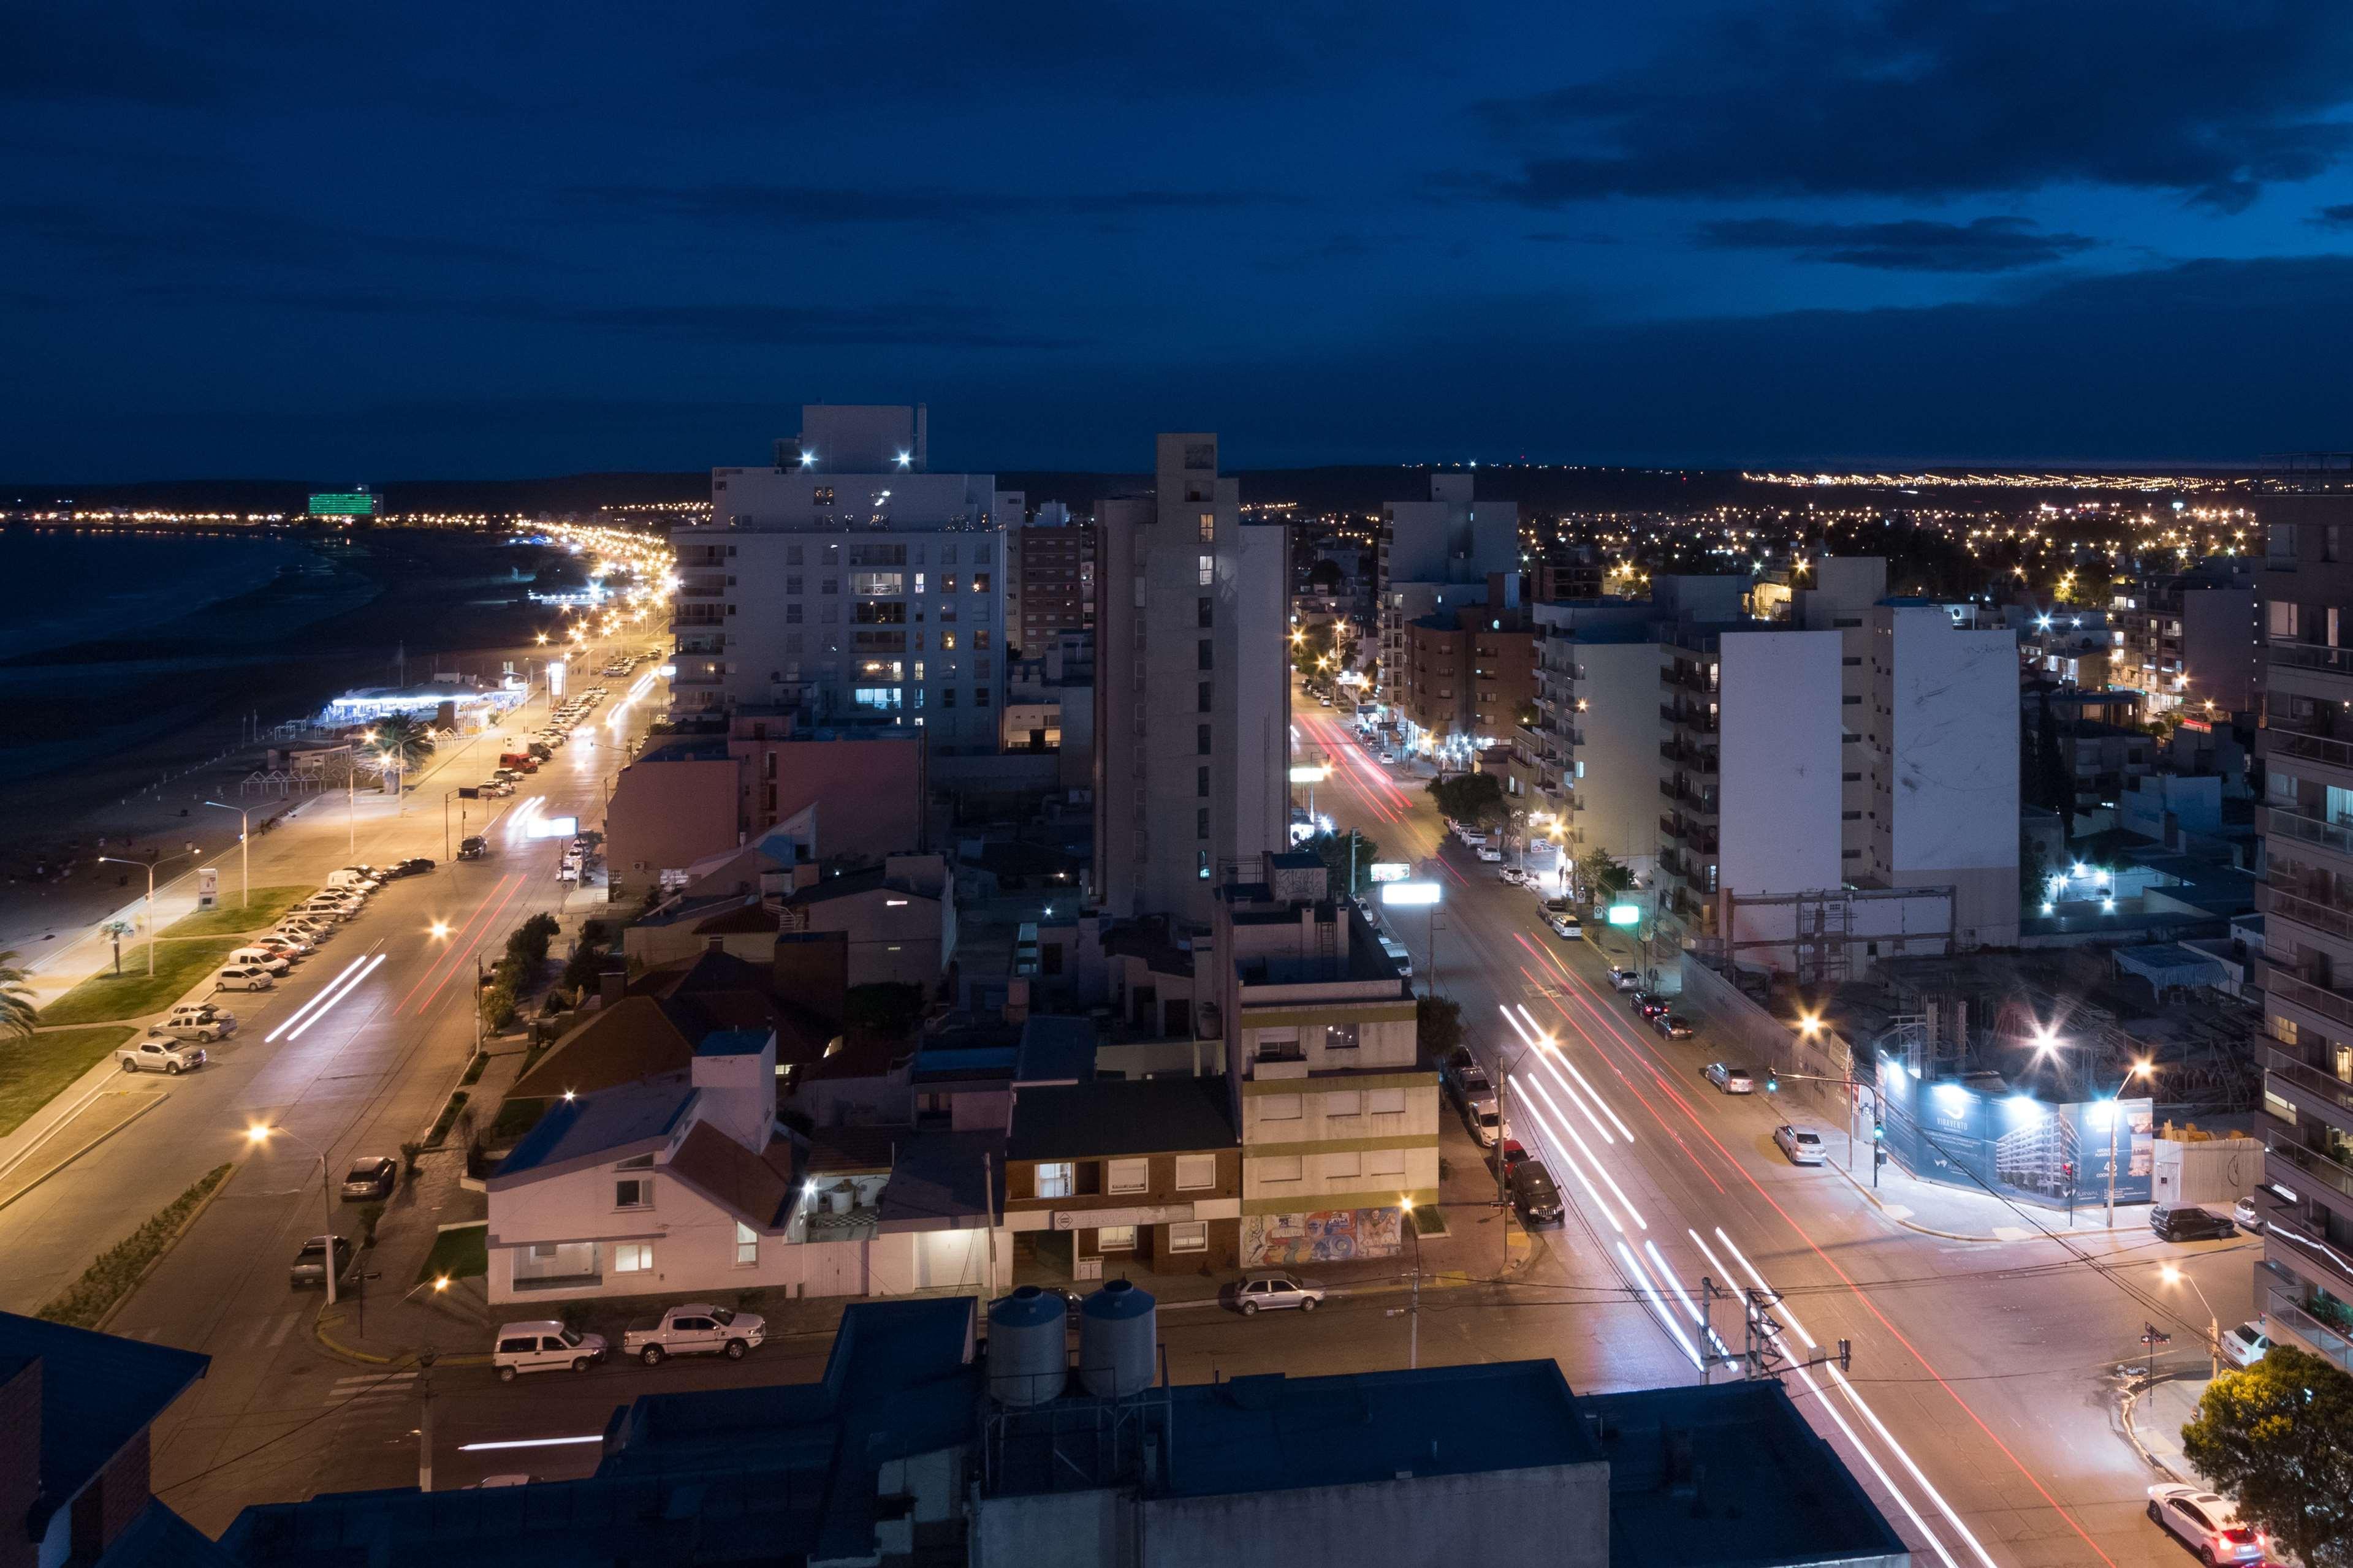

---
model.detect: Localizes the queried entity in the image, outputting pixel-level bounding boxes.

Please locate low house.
[1003,1074,1241,1280]
[775,854,956,988]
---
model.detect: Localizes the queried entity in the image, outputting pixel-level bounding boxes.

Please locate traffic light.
[1871,1119,1884,1142]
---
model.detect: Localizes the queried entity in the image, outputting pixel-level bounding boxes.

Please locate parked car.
[340,1157,398,1200]
[1448,1062,1494,1108]
[1496,1138,1534,1175]
[275,920,332,944]
[2150,1205,2237,1243]
[1510,1160,1565,1227]
[1773,1124,1828,1165]
[1630,990,1669,1019]
[1607,966,1641,991]
[2219,1320,2271,1368]
[1226,1271,1326,1315]
[1441,1045,1480,1088]
[457,836,488,860]
[493,1320,608,1381]
[215,964,276,992]
[1461,1091,1506,1148]
[254,933,311,960]
[2145,1485,2267,1566]
[1474,845,1503,863]
[624,1303,769,1365]
[117,1037,206,1074]
[1652,1012,1695,1040]
[1704,1062,1755,1094]
[166,1002,234,1028]
[226,946,292,976]
[324,869,379,893]
[289,1235,357,1289]
[150,1011,233,1043]
[1548,912,1582,939]
[391,857,436,877]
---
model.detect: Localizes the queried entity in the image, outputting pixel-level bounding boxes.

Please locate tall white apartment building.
[1094,434,1288,926]
[669,406,1017,755]
[1375,474,1519,703]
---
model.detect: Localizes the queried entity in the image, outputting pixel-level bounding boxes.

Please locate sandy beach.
[0,526,607,963]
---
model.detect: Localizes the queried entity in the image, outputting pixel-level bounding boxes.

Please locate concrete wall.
[734,732,925,857]
[1575,638,1668,871]
[1873,610,2020,948]
[606,754,739,904]
[1718,631,1842,908]
[973,1488,1134,1568]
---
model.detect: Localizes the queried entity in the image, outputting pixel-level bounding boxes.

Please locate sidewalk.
[2121,1360,2215,1485]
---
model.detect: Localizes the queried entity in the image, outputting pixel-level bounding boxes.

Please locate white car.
[2146,1485,2266,1565]
[493,1320,609,1382]
[118,1037,206,1074]
[1608,967,1641,991]
[226,947,293,976]
[276,920,332,944]
[1548,912,1582,939]
[1774,1124,1828,1165]
[256,932,313,958]
[165,1002,235,1031]
[150,1012,234,1043]
[1229,1271,1326,1316]
[2220,1320,2271,1368]
[215,964,276,992]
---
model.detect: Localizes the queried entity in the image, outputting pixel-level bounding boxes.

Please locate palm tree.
[0,950,37,1040]
[101,920,135,976]
[370,714,437,771]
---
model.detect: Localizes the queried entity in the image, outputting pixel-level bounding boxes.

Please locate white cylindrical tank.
[1078,1279,1157,1398]
[987,1286,1067,1407]
[827,1183,854,1216]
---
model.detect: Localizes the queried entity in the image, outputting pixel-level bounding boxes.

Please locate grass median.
[416,1223,488,1287]
[39,939,241,1027]
[160,884,314,939]
[0,1026,139,1138]
[38,1164,232,1328]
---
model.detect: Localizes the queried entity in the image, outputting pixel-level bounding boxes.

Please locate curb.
[2117,1368,2194,1483]
[313,1301,497,1369]
[92,1159,240,1333]
[0,1092,169,1216]
[1830,1159,2144,1243]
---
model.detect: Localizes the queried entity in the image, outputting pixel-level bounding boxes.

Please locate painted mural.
[1241,1206,1404,1266]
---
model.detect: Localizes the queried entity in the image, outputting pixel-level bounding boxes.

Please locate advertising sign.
[526,815,580,839]
[1606,903,1641,926]
[196,866,218,911]
[1368,862,1411,883]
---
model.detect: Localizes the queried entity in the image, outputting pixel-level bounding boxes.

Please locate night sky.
[11,2,2353,480]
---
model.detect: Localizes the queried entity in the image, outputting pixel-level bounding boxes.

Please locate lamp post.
[248,1123,339,1306]
[2160,1263,2222,1378]
[1397,1196,1423,1369]
[95,851,192,977]
[202,800,250,908]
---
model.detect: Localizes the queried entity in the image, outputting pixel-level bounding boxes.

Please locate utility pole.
[417,1349,436,1493]
[982,1149,997,1298]
[203,801,251,907]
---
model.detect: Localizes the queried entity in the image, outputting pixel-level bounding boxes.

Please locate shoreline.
[0,528,595,962]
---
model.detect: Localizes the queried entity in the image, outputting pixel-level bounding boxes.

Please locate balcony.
[2267,1045,2353,1134]
[671,668,725,687]
[2268,1130,2353,1215]
[2265,805,2353,867]
[2262,724,2353,788]
[2270,971,2353,1032]
[674,586,727,600]
[2259,1271,2353,1376]
[2268,1203,2353,1297]
[2265,882,2353,945]
[2271,640,2353,703]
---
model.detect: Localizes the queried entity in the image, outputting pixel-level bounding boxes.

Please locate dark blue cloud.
[1698,216,2097,273]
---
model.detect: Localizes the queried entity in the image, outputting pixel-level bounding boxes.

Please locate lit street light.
[248,1123,341,1306]
[94,850,194,977]
[202,800,251,909]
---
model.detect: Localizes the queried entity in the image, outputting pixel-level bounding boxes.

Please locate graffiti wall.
[1241,1206,1404,1267]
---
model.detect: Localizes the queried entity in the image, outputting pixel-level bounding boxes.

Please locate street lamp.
[95,850,193,977]
[1397,1195,1423,1369]
[2100,1059,2156,1227]
[2159,1263,2221,1377]
[202,800,250,909]
[248,1124,340,1306]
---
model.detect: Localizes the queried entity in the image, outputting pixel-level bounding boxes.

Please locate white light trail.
[286,953,386,1042]
[1710,1229,1996,1568]
[1516,1004,1636,1140]
[263,955,368,1042]
[457,1434,604,1452]
[1500,1006,1617,1145]
[1687,1229,1958,1568]
[1616,1240,1702,1367]
[1519,1074,1645,1229]
[1509,1077,1622,1233]
[1642,1238,1727,1361]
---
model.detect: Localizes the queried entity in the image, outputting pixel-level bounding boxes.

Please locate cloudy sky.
[10,1,2353,478]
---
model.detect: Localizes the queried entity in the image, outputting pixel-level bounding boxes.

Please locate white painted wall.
[1717,631,1843,905]
[1874,608,2020,946]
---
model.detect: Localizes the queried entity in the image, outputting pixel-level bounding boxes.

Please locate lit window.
[1097,1224,1136,1252]
[1198,554,1214,586]
[1036,1162,1075,1199]
[614,1241,653,1273]
[735,1222,758,1267]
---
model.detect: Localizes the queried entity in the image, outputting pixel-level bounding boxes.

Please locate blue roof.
[696,1028,770,1058]
[0,1312,208,1530]
[1158,1362,1599,1499]
[910,1043,1017,1082]
[496,1075,695,1178]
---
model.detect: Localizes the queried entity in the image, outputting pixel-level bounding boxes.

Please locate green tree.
[1578,849,1634,905]
[1304,830,1383,900]
[1416,994,1464,1066]
[2033,695,2074,838]
[0,950,34,1040]
[2181,1345,2353,1568]
[1426,772,1506,829]
[100,920,135,977]
[2019,834,2047,909]
[368,714,438,770]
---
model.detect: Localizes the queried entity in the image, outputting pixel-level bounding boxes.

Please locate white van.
[215,964,276,992]
[226,946,292,975]
[324,869,376,893]
[493,1320,609,1381]
[1377,935,1414,978]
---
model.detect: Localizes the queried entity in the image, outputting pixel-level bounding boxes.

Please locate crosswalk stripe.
[266,1312,298,1347]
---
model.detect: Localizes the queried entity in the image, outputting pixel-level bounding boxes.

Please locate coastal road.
[1287,682,2250,1568]
[0,650,666,1526]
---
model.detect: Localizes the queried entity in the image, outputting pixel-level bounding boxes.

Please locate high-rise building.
[669,406,1017,756]
[1006,501,1095,659]
[1094,434,1288,926]
[2111,560,2262,716]
[1375,474,1519,706]
[1393,583,1538,746]
[2250,493,2353,1371]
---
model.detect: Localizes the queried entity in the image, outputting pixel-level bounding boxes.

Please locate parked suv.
[2150,1205,2237,1243]
[493,1321,609,1381]
[1510,1160,1565,1227]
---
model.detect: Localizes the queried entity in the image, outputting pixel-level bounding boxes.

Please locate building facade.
[1005,502,1095,659]
[1094,433,1289,926]
[671,404,1016,756]
[2113,562,2262,716]
[1001,1076,1241,1280]
[1375,474,1519,704]
[1394,594,1537,747]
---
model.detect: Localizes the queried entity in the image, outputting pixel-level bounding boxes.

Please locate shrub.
[356,1202,385,1247]
[37,1165,230,1328]
[398,1140,422,1176]
[427,1090,469,1146]
[460,1052,487,1087]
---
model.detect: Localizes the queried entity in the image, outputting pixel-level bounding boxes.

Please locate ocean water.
[0,528,305,661]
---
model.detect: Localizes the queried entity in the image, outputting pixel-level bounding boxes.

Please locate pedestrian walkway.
[1824,1129,2150,1242]
[2123,1360,2215,1485]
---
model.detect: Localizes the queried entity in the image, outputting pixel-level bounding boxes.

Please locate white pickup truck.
[116,1035,207,1074]
[622,1303,767,1365]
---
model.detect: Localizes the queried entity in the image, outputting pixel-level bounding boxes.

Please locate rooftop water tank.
[1078,1279,1156,1398]
[986,1287,1067,1407]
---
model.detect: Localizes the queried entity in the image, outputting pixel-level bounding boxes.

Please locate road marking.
[265,1311,299,1347]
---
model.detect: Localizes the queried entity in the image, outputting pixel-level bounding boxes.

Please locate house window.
[1106,1157,1149,1195]
[1198,681,1213,712]
[1324,1023,1359,1052]
[1197,807,1209,839]
[614,1242,653,1274]
[1198,596,1213,628]
[1199,512,1215,543]
[1198,724,1212,755]
[615,1177,652,1209]
[1036,1162,1075,1199]
[1174,1154,1217,1190]
[1097,1224,1136,1252]
[1258,1094,1302,1121]
[1198,553,1214,586]
[1168,1221,1207,1254]
[1198,765,1210,798]
[1258,1156,1304,1183]
[735,1222,758,1267]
